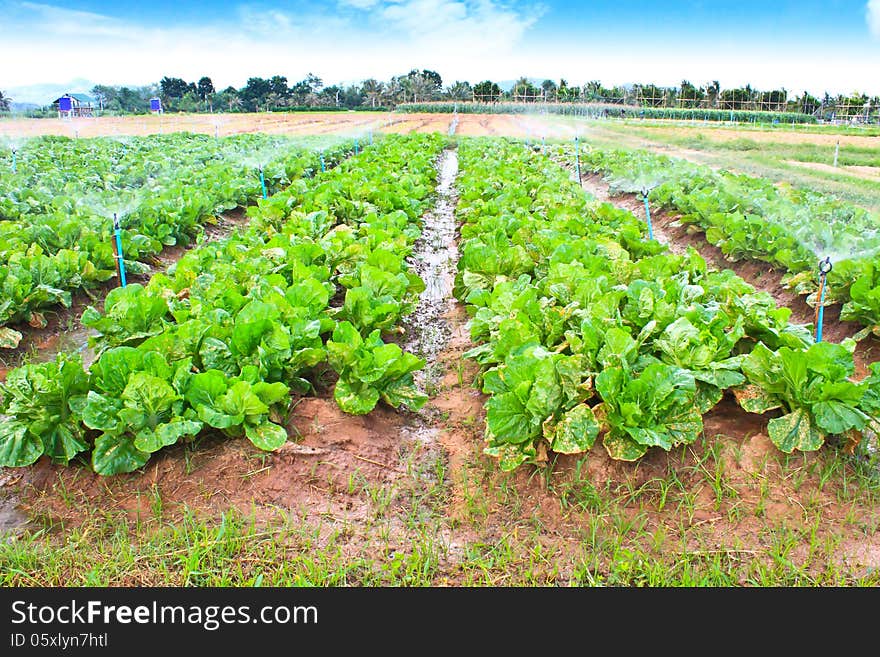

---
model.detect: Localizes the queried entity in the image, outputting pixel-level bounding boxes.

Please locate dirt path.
[575,169,880,377]
[785,160,880,181]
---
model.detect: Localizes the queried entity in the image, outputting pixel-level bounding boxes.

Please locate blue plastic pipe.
[642,193,654,240]
[815,258,832,342]
[816,282,827,342]
[354,139,359,155]
[113,213,127,287]
[320,153,325,172]
[259,165,267,199]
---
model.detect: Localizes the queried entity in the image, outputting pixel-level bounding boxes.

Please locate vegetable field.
[2,117,880,586]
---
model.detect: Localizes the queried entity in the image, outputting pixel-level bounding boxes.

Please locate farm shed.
[53,93,96,117]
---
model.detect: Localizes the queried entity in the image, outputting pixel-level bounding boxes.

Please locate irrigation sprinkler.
[640,187,655,240]
[215,124,219,139]
[320,151,325,173]
[369,129,373,146]
[355,138,359,155]
[833,140,840,167]
[258,165,267,199]
[542,136,545,155]
[112,213,127,288]
[814,257,833,343]
[10,148,16,173]
[574,135,581,181]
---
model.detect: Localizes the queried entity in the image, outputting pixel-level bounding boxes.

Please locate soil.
[2,135,880,583]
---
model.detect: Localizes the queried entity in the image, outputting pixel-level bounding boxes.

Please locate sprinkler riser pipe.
[574,136,580,181]
[815,257,833,343]
[112,213,127,288]
[643,194,654,240]
[259,166,267,200]
[320,154,325,172]
[11,150,16,174]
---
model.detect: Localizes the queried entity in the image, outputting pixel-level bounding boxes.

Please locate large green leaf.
[812,400,867,436]
[91,433,150,475]
[0,422,43,467]
[486,390,534,445]
[550,404,599,454]
[244,422,288,451]
[334,377,380,415]
[602,430,648,461]
[767,409,824,453]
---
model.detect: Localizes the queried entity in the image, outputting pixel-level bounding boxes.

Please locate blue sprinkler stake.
[574,135,581,181]
[113,213,127,288]
[641,189,654,240]
[320,152,325,173]
[259,165,267,199]
[815,257,832,343]
[354,139,359,156]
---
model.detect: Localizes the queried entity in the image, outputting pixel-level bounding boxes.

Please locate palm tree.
[227,94,243,112]
[0,91,12,112]
[361,79,384,108]
[445,81,472,101]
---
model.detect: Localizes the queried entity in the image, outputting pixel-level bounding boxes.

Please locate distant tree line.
[1,72,877,119]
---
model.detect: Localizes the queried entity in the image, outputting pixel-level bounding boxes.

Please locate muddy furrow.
[401,148,461,440]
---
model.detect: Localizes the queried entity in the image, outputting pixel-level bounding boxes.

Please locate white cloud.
[1,1,877,97]
[868,0,880,38]
[338,0,383,8]
[17,1,137,38]
[0,0,545,89]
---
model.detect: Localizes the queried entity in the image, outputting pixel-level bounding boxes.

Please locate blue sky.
[2,1,879,101]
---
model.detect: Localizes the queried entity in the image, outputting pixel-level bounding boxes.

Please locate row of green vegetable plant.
[396,102,816,124]
[558,145,880,339]
[0,134,356,344]
[0,133,444,475]
[454,137,880,471]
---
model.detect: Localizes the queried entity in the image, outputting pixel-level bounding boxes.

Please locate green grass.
[579,121,880,213]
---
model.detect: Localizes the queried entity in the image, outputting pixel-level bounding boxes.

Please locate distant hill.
[10,102,41,113]
[5,78,97,105]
